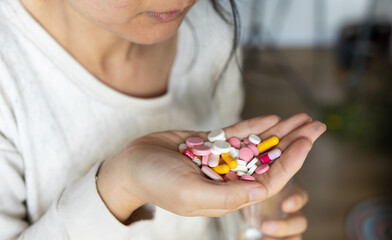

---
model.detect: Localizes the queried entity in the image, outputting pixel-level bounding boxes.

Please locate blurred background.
[235,0,392,239]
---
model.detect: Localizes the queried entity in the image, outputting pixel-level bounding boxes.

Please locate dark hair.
[209,0,241,96]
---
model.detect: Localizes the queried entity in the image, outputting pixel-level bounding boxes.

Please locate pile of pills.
[179,129,281,182]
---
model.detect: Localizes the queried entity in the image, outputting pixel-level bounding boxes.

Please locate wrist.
[96,151,145,223]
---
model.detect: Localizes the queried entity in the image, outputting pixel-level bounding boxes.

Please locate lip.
[144,10,184,23]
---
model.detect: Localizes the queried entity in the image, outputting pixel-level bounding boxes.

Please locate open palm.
[121,113,326,218]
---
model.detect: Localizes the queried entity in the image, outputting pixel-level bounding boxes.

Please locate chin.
[128,29,179,45]
[118,15,185,45]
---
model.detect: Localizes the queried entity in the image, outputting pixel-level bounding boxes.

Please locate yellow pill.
[212,164,230,175]
[221,152,238,169]
[257,136,279,153]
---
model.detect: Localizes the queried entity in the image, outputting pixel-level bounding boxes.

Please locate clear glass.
[218,180,293,240]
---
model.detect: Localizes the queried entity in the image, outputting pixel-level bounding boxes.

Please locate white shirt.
[0,0,244,239]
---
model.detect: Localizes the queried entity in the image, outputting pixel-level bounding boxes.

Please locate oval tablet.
[247,165,257,175]
[228,137,241,149]
[208,129,226,142]
[208,154,220,167]
[239,147,254,162]
[246,158,259,169]
[185,137,204,148]
[243,138,251,145]
[241,175,256,181]
[247,144,260,157]
[212,141,231,154]
[248,134,261,145]
[201,166,224,181]
[223,171,240,181]
[204,142,213,148]
[230,147,239,159]
[193,145,211,156]
[255,164,270,175]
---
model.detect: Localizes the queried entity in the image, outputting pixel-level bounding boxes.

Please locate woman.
[0,0,326,239]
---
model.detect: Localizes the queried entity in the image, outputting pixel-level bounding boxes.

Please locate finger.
[168,115,281,145]
[224,115,281,139]
[281,186,309,213]
[261,212,307,237]
[256,120,325,198]
[255,138,313,199]
[178,174,268,215]
[258,113,312,140]
[263,236,302,240]
[277,121,326,152]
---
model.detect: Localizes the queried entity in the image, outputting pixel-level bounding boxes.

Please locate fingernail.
[284,199,295,210]
[262,221,278,233]
[248,188,264,202]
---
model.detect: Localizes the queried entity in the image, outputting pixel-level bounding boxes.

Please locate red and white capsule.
[182,149,201,166]
[259,149,282,164]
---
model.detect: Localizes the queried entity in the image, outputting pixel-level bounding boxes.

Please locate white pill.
[204,142,213,148]
[178,143,187,151]
[247,158,259,169]
[248,134,261,145]
[208,129,226,142]
[236,159,247,166]
[208,154,220,167]
[230,147,239,159]
[212,140,231,154]
[237,171,247,176]
[210,147,221,155]
[231,165,248,172]
[245,228,263,240]
[247,165,257,175]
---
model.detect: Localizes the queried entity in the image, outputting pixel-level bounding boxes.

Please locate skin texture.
[20,1,324,238]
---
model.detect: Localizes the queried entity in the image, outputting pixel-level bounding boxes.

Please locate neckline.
[3,0,191,113]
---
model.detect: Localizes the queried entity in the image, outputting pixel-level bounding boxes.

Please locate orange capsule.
[221,152,238,169]
[257,136,279,153]
[212,164,230,175]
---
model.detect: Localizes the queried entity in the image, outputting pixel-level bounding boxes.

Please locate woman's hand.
[260,186,309,240]
[96,113,326,224]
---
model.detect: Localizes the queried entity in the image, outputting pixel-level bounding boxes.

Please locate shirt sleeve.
[0,134,155,240]
[0,92,154,240]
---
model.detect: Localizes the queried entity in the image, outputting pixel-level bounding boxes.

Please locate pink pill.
[239,147,254,162]
[201,166,224,181]
[243,138,251,145]
[247,144,260,157]
[259,149,282,164]
[228,137,241,149]
[223,171,240,181]
[255,164,270,175]
[208,154,220,167]
[193,145,211,156]
[182,149,195,160]
[202,155,209,166]
[240,175,256,181]
[185,137,204,148]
